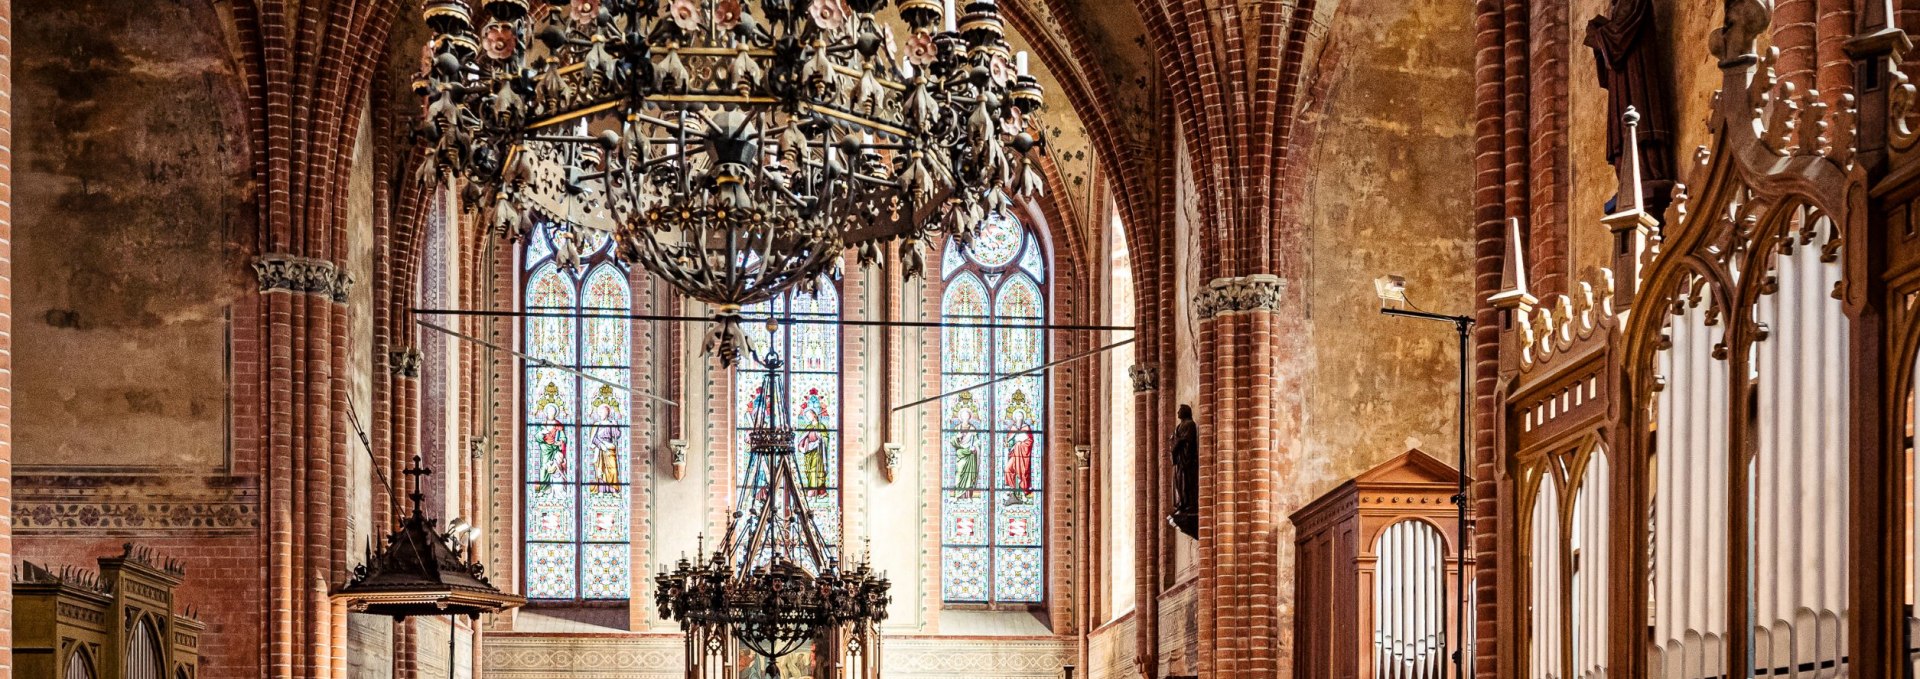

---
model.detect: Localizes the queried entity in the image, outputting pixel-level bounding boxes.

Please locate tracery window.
[735,287,844,550]
[940,211,1048,604]
[522,221,632,600]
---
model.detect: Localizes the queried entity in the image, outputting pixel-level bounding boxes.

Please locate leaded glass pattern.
[941,212,1047,605]
[734,287,843,551]
[523,220,632,601]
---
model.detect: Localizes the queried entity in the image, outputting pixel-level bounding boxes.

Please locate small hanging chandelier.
[654,346,891,676]
[416,0,1047,365]
[333,456,526,619]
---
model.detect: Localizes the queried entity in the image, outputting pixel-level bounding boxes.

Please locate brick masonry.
[1,1,13,673]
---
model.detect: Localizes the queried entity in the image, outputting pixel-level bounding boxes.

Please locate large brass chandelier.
[416,0,1047,364]
[655,349,890,676]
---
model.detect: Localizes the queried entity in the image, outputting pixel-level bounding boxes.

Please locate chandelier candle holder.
[417,0,1048,365]
[656,347,890,677]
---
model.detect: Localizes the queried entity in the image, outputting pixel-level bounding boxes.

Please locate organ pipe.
[1652,291,1729,678]
[1571,452,1610,679]
[1374,520,1449,679]
[1749,210,1848,676]
[1532,481,1563,679]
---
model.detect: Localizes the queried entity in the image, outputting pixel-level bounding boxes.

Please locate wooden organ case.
[11,544,203,679]
[1481,0,1920,672]
[1291,449,1474,679]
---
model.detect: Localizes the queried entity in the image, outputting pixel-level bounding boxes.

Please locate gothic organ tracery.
[1478,0,1909,674]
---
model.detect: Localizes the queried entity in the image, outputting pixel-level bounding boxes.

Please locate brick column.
[231,4,402,677]
[0,0,13,671]
[1127,361,1160,676]
[252,255,357,679]
[1190,276,1293,678]
[1470,0,1510,673]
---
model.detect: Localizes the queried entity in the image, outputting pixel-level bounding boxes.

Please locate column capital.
[252,254,355,302]
[388,346,422,377]
[1129,363,1158,393]
[1193,274,1287,320]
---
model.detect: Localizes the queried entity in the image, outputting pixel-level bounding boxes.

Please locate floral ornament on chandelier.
[415,0,1048,366]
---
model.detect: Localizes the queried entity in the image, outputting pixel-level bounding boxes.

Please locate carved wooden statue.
[1585,0,1675,217]
[1169,404,1200,538]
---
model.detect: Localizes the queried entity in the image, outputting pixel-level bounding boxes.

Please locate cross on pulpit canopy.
[403,454,431,511]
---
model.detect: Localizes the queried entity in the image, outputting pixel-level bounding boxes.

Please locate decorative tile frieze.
[1128,363,1158,393]
[14,472,259,536]
[885,636,1074,677]
[482,633,1074,678]
[389,346,423,377]
[252,254,355,302]
[481,634,692,679]
[1192,274,1287,319]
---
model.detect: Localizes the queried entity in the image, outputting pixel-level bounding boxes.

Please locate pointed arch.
[940,211,1050,605]
[522,221,632,601]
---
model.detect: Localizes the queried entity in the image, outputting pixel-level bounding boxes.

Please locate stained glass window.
[734,287,843,555]
[941,212,1047,604]
[523,221,631,601]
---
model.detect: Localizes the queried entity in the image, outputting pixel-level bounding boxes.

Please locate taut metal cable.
[415,319,680,407]
[412,307,1136,333]
[891,338,1136,412]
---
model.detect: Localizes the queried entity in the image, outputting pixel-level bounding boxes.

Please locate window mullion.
[987,270,1000,607]
[574,275,587,600]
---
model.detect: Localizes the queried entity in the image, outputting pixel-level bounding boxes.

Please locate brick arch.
[1129,0,1336,674]
[224,3,411,677]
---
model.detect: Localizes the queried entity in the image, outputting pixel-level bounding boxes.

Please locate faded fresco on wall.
[13,0,251,469]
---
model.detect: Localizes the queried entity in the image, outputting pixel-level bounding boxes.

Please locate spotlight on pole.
[1373,274,1473,679]
[1374,274,1409,307]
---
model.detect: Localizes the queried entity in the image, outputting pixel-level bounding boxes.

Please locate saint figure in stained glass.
[1002,390,1038,503]
[533,382,570,490]
[587,384,623,492]
[951,392,985,497]
[796,387,830,495]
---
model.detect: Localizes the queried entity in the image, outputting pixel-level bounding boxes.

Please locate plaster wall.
[11,0,250,470]
[1295,0,1478,502]
[348,103,375,571]
[1101,206,1137,621]
[347,614,395,679]
[1084,613,1137,679]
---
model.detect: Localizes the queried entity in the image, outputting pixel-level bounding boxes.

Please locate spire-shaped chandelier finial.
[654,344,890,675]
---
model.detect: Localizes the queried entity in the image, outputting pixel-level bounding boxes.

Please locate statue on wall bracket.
[1586,0,1676,220]
[1168,404,1200,538]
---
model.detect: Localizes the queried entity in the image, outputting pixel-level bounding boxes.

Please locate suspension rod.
[415,319,680,407]
[891,338,1135,412]
[412,307,1137,332]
